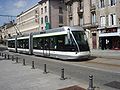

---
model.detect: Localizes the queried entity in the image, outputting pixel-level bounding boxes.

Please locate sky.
[0,0,40,26]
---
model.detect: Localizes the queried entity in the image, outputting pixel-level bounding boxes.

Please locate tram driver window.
[64,35,77,51]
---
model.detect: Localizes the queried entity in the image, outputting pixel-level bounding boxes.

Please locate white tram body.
[17,36,29,54]
[7,26,90,60]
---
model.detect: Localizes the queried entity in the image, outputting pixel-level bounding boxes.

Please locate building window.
[35,10,38,14]
[45,6,47,13]
[45,16,48,23]
[59,7,63,14]
[59,15,63,24]
[41,8,43,14]
[41,27,43,30]
[108,14,116,26]
[100,0,105,8]
[79,14,83,26]
[79,0,83,10]
[91,13,96,24]
[100,16,106,26]
[68,5,72,14]
[41,17,43,24]
[109,0,116,6]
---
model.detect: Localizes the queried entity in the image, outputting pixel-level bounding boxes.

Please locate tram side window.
[50,36,57,50]
[23,39,29,49]
[49,35,77,51]
[33,37,44,49]
[33,38,37,49]
[17,40,23,48]
[44,37,50,50]
[17,39,29,49]
[56,35,65,51]
[8,40,15,48]
[8,41,11,47]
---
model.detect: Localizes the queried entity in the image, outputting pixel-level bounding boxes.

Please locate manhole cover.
[58,85,86,90]
[104,81,120,89]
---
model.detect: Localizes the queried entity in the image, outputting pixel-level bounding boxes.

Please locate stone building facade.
[16,0,67,35]
[97,0,120,50]
[65,0,120,50]
[65,0,99,50]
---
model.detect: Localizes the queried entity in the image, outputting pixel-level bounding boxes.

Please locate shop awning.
[99,32,120,37]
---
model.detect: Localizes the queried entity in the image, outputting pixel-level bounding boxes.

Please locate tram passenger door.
[43,38,50,56]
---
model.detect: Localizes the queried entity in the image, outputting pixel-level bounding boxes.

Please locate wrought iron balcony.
[64,0,72,5]
[90,4,96,12]
[83,22,98,29]
[64,0,71,3]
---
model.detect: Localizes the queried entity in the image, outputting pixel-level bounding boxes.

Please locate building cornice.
[38,0,48,4]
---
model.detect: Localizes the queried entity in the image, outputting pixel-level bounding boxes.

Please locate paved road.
[0,57,87,90]
[2,51,119,90]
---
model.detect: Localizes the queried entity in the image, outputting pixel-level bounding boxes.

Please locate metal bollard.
[23,59,26,66]
[7,54,10,59]
[12,56,14,61]
[60,68,65,80]
[31,61,35,69]
[43,64,47,74]
[87,75,94,90]
[16,57,18,63]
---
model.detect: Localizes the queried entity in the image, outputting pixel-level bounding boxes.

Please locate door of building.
[92,33,97,49]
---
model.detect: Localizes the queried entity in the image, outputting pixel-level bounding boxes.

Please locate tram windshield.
[72,31,90,51]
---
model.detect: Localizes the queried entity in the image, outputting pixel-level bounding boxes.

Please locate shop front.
[98,27,120,50]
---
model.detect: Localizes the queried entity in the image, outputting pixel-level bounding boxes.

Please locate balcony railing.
[65,0,71,3]
[90,4,96,12]
[64,0,72,5]
[83,22,99,29]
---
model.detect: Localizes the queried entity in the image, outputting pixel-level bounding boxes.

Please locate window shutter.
[114,0,117,5]
[98,0,100,8]
[103,17,106,26]
[108,14,111,26]
[113,14,116,25]
[100,16,103,26]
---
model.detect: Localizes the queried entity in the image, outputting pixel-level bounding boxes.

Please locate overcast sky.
[0,0,40,26]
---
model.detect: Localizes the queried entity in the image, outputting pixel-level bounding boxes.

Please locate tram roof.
[7,26,84,40]
[32,26,84,35]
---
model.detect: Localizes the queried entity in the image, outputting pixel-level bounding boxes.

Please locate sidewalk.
[0,56,87,90]
[91,49,120,60]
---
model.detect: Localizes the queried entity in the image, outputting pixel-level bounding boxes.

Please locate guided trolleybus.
[7,26,90,60]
